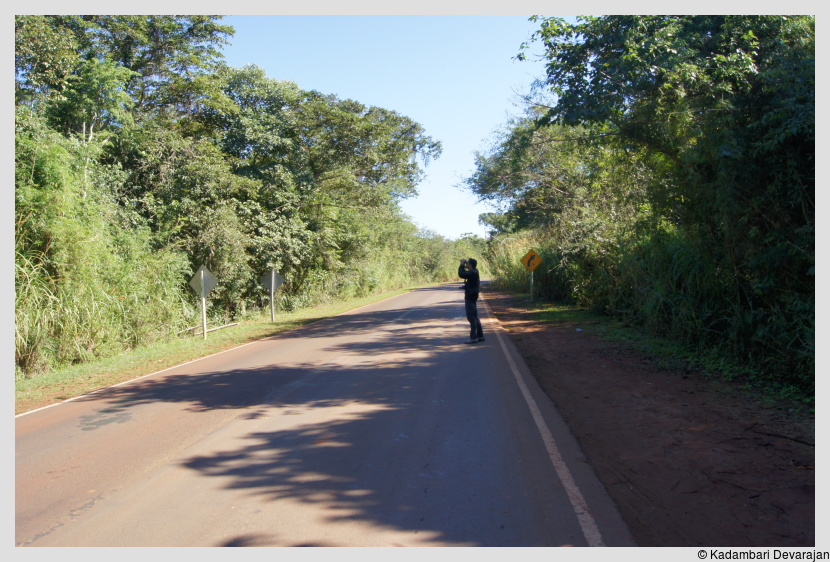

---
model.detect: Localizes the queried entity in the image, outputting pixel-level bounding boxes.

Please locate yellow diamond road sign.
[521,250,542,272]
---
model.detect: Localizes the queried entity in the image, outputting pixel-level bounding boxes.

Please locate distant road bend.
[16,283,635,547]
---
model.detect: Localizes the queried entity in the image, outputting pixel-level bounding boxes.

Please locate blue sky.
[218,15,553,239]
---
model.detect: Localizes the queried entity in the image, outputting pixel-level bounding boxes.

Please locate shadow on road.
[72,285,520,546]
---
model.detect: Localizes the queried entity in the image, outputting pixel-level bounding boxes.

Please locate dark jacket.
[458,264,480,301]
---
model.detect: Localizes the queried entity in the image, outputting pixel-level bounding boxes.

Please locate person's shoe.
[464,339,479,344]
[478,337,486,342]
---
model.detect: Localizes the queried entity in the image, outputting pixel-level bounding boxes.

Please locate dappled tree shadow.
[74,286,472,413]
[177,357,546,546]
[70,284,552,545]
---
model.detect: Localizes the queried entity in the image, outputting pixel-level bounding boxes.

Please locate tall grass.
[15,199,484,381]
[15,251,58,376]
[486,233,579,302]
[15,112,194,379]
[485,226,813,394]
[14,243,193,380]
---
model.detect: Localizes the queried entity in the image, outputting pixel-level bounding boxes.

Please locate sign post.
[260,269,285,322]
[189,265,217,339]
[520,249,542,302]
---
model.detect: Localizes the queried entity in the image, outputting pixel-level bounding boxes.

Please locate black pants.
[465,297,483,340]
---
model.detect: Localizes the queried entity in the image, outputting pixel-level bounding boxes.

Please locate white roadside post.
[260,269,285,322]
[189,265,218,339]
[200,269,207,339]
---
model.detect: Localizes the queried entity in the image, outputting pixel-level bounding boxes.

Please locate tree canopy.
[472,15,814,392]
[15,15,477,379]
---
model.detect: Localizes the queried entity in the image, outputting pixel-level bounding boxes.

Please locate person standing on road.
[459,258,485,344]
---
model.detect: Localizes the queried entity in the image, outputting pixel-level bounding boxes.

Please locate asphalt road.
[16,284,635,547]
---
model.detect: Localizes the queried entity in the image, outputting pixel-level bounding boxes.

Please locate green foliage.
[15,107,192,376]
[15,17,459,380]
[46,57,136,140]
[473,15,813,393]
[75,15,235,117]
[15,16,82,101]
[15,249,58,375]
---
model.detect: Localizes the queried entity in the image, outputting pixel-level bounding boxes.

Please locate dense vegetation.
[15,15,485,378]
[468,16,814,396]
[15,15,814,399]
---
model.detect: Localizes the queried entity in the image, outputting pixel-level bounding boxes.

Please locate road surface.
[16,284,635,547]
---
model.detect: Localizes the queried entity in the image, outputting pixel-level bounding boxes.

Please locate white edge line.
[481,297,606,547]
[15,339,264,418]
[16,289,416,419]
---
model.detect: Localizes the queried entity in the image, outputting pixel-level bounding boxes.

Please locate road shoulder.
[483,289,815,547]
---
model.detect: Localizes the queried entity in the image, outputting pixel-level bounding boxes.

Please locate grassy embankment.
[487,289,815,414]
[18,281,813,419]
[15,285,427,415]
